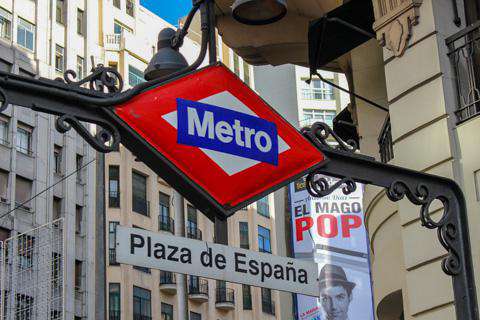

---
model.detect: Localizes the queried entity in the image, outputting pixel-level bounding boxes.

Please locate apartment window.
[159,192,169,219]
[301,78,334,100]
[16,123,32,155]
[108,166,120,207]
[15,294,33,319]
[133,286,151,320]
[261,288,274,315]
[52,197,62,220]
[0,116,9,145]
[161,303,173,320]
[76,56,84,78]
[132,171,148,216]
[242,285,252,310]
[257,196,269,218]
[18,234,34,269]
[301,109,336,127]
[56,0,65,24]
[187,205,200,239]
[126,0,135,17]
[258,226,271,253]
[0,7,12,40]
[128,65,145,87]
[77,9,84,35]
[75,260,82,291]
[75,205,83,234]
[109,283,120,320]
[108,221,119,265]
[17,18,35,51]
[190,312,201,320]
[113,0,121,9]
[15,176,32,210]
[113,20,132,35]
[239,222,249,249]
[243,62,251,86]
[233,53,240,76]
[54,145,62,174]
[0,170,8,202]
[55,45,65,72]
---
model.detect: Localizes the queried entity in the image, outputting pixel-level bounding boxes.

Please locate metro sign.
[114,64,325,220]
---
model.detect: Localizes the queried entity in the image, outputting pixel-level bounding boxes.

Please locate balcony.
[378,116,393,163]
[109,248,118,265]
[186,226,202,240]
[109,310,120,320]
[447,21,480,123]
[159,271,176,294]
[188,278,209,303]
[158,216,174,233]
[105,34,122,51]
[215,288,235,310]
[262,300,276,316]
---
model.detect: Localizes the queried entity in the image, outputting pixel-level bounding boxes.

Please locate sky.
[141,0,192,26]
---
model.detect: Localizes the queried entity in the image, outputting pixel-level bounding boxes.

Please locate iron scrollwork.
[306,173,357,198]
[56,64,124,94]
[385,180,460,275]
[55,115,120,153]
[301,122,358,153]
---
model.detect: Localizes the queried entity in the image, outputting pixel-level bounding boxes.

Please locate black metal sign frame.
[0,1,476,319]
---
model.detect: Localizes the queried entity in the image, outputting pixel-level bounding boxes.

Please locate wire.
[0,158,96,221]
[310,72,389,112]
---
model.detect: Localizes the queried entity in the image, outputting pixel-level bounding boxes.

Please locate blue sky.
[141,0,192,26]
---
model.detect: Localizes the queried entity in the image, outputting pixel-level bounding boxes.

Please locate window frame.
[132,286,151,320]
[132,171,148,216]
[108,165,120,208]
[109,283,121,320]
[0,7,12,40]
[55,44,65,73]
[258,225,271,254]
[128,65,145,87]
[76,8,84,36]
[16,18,35,51]
[239,222,249,249]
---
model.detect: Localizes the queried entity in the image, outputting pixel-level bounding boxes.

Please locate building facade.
[0,0,100,318]
[213,0,480,319]
[103,4,284,320]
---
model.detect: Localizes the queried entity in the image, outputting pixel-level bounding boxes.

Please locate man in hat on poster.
[319,264,356,320]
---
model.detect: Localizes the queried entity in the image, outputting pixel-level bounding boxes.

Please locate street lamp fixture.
[144,28,189,81]
[232,0,287,25]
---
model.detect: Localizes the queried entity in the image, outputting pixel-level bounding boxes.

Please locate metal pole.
[207,0,217,64]
[173,190,189,320]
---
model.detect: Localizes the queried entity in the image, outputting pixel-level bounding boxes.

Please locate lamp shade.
[232,0,287,25]
[144,28,189,81]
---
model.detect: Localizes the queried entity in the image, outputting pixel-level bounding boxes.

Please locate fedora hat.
[319,264,356,291]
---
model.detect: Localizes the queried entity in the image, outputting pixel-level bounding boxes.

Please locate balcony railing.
[447,21,480,123]
[105,34,122,51]
[216,288,235,304]
[158,216,174,233]
[262,299,276,315]
[133,314,151,320]
[188,278,209,295]
[160,271,176,285]
[378,116,393,163]
[186,226,202,240]
[109,248,118,265]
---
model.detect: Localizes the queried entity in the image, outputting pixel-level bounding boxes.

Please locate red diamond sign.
[114,64,325,220]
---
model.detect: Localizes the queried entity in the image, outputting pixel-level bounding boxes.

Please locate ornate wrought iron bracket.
[303,122,478,320]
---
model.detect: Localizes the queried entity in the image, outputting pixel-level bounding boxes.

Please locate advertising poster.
[290,176,374,320]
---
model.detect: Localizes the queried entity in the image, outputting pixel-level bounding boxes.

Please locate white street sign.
[116,226,319,296]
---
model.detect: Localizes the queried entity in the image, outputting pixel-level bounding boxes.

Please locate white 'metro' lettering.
[187,107,272,152]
